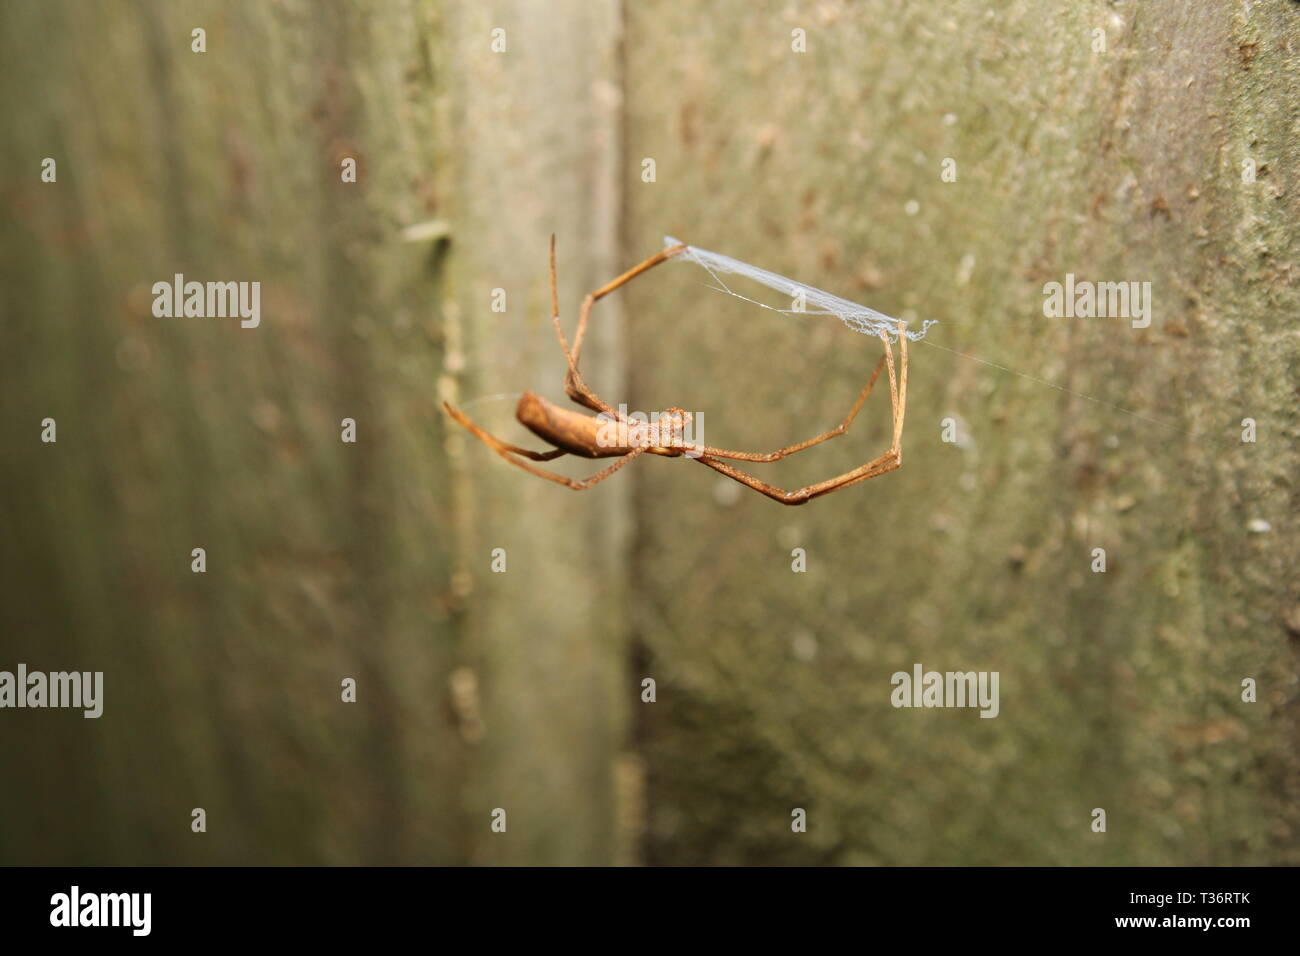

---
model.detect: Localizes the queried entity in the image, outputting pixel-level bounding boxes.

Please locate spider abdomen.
[516,391,629,458]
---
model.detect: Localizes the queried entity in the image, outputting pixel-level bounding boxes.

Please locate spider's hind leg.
[443,401,644,490]
[443,402,566,461]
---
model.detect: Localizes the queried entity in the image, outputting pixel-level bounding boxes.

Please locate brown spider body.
[516,391,689,458]
[443,237,911,505]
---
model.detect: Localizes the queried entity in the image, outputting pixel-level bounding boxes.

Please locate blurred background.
[0,0,1295,865]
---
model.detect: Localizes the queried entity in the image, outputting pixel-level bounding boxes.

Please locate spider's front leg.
[691,322,909,504]
[696,449,900,505]
[546,236,687,420]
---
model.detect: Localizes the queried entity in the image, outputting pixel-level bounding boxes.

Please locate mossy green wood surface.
[622,0,1297,864]
[3,1,435,864]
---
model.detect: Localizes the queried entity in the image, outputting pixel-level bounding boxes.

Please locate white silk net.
[665,236,936,342]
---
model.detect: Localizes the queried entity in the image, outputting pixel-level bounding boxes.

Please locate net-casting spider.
[442,237,909,505]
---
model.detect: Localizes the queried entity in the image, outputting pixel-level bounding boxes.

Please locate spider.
[442,237,909,505]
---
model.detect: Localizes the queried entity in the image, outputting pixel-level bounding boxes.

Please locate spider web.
[665,236,936,342]
[658,237,1233,450]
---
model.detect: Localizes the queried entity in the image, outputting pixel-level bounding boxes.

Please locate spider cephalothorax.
[618,407,695,456]
[443,237,910,505]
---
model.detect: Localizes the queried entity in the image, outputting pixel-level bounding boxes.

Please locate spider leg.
[694,353,888,461]
[547,237,618,419]
[443,401,644,490]
[690,321,910,504]
[443,402,567,461]
[547,235,687,419]
[571,242,687,366]
[695,450,900,505]
[891,320,908,453]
